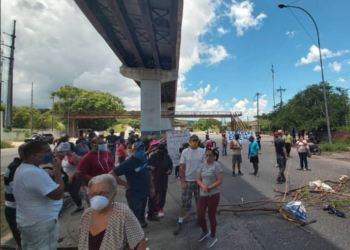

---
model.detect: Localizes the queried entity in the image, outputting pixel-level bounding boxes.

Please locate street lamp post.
[278,3,332,145]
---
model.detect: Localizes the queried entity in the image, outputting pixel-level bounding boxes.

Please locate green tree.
[128,120,140,131]
[266,83,350,131]
[51,85,125,131]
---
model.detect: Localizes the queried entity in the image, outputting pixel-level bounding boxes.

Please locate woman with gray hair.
[78,174,147,250]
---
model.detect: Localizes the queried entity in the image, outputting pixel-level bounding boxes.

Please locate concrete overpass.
[74,0,183,135]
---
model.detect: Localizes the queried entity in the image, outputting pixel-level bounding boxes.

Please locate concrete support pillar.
[161,103,173,132]
[71,119,76,137]
[140,80,161,135]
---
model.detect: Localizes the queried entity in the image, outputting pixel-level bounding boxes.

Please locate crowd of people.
[4,127,318,250]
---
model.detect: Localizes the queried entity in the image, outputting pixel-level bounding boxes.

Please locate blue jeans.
[298,152,308,169]
[222,145,227,155]
[126,191,147,223]
[18,219,59,250]
[108,146,116,164]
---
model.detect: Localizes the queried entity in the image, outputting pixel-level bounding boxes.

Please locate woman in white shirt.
[296,136,309,170]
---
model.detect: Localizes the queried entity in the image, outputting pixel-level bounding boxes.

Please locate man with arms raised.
[13,141,64,249]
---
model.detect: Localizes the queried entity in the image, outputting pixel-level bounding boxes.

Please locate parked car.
[24,133,54,144]
[24,134,41,143]
[42,133,54,144]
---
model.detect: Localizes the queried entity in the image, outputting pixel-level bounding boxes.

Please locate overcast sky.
[1,0,349,120]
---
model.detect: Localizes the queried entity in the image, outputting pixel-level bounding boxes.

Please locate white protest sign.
[226,131,256,143]
[166,130,191,167]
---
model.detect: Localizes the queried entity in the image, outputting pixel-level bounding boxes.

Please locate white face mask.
[90,195,109,210]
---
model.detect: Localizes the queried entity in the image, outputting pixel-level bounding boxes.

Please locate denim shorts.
[18,219,59,250]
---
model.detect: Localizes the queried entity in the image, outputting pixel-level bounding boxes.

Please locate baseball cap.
[190,134,199,141]
[150,140,160,146]
[278,130,283,134]
[132,141,144,151]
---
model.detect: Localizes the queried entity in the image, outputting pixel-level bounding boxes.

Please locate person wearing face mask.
[57,142,84,215]
[248,135,260,177]
[173,134,205,235]
[147,144,173,219]
[78,174,147,250]
[76,136,114,184]
[13,141,64,249]
[110,141,151,228]
[230,132,243,176]
[197,149,223,248]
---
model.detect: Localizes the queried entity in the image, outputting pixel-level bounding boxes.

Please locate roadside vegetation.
[1,140,14,149]
[321,138,350,153]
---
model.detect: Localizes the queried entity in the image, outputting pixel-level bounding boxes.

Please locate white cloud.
[212,86,219,93]
[226,0,267,37]
[231,97,237,102]
[328,61,342,72]
[199,44,230,65]
[336,77,346,83]
[230,95,268,120]
[225,102,229,106]
[199,80,204,85]
[286,31,297,38]
[217,26,229,35]
[296,45,350,66]
[348,60,350,64]
[313,65,322,72]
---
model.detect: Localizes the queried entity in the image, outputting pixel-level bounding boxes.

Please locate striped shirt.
[4,158,22,209]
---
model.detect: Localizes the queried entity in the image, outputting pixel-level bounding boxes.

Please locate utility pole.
[30,82,33,134]
[0,38,4,105]
[255,93,260,132]
[52,96,54,131]
[276,86,286,110]
[3,20,16,130]
[271,65,275,110]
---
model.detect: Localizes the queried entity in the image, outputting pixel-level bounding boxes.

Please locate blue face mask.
[135,150,146,158]
[41,153,54,164]
[98,144,107,151]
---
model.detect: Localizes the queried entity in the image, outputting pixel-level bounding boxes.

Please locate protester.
[173,134,205,235]
[147,144,173,218]
[248,135,260,177]
[13,141,64,249]
[283,131,292,157]
[119,131,125,140]
[175,142,190,179]
[110,141,152,228]
[127,131,136,156]
[292,128,296,145]
[296,136,309,171]
[197,149,223,248]
[222,137,227,156]
[256,132,262,154]
[78,174,147,250]
[4,144,27,250]
[230,133,243,177]
[57,142,84,215]
[273,130,278,140]
[86,132,97,151]
[117,138,127,164]
[76,136,114,184]
[147,139,160,157]
[74,137,89,157]
[275,131,288,184]
[106,129,119,164]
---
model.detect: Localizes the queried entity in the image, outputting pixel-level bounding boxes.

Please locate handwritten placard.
[166,130,190,167]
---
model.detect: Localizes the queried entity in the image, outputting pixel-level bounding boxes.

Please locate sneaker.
[232,171,236,177]
[254,173,260,177]
[303,168,307,171]
[206,237,218,248]
[147,215,159,221]
[238,171,242,175]
[158,210,165,218]
[140,221,148,228]
[173,223,182,235]
[198,231,210,242]
[71,207,84,215]
[274,164,279,168]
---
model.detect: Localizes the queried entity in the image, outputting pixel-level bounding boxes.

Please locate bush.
[1,140,14,149]
[321,139,350,152]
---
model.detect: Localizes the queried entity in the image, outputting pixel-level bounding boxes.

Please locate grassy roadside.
[1,140,14,149]
[321,138,350,153]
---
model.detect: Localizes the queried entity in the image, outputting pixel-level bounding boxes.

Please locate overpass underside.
[74,0,183,135]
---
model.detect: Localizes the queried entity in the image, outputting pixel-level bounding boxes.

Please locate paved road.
[1,148,19,174]
[3,132,350,249]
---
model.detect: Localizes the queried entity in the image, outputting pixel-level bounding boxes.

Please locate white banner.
[166,130,191,167]
[226,131,256,143]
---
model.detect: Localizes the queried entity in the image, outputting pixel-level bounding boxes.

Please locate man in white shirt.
[13,141,64,250]
[173,134,205,235]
